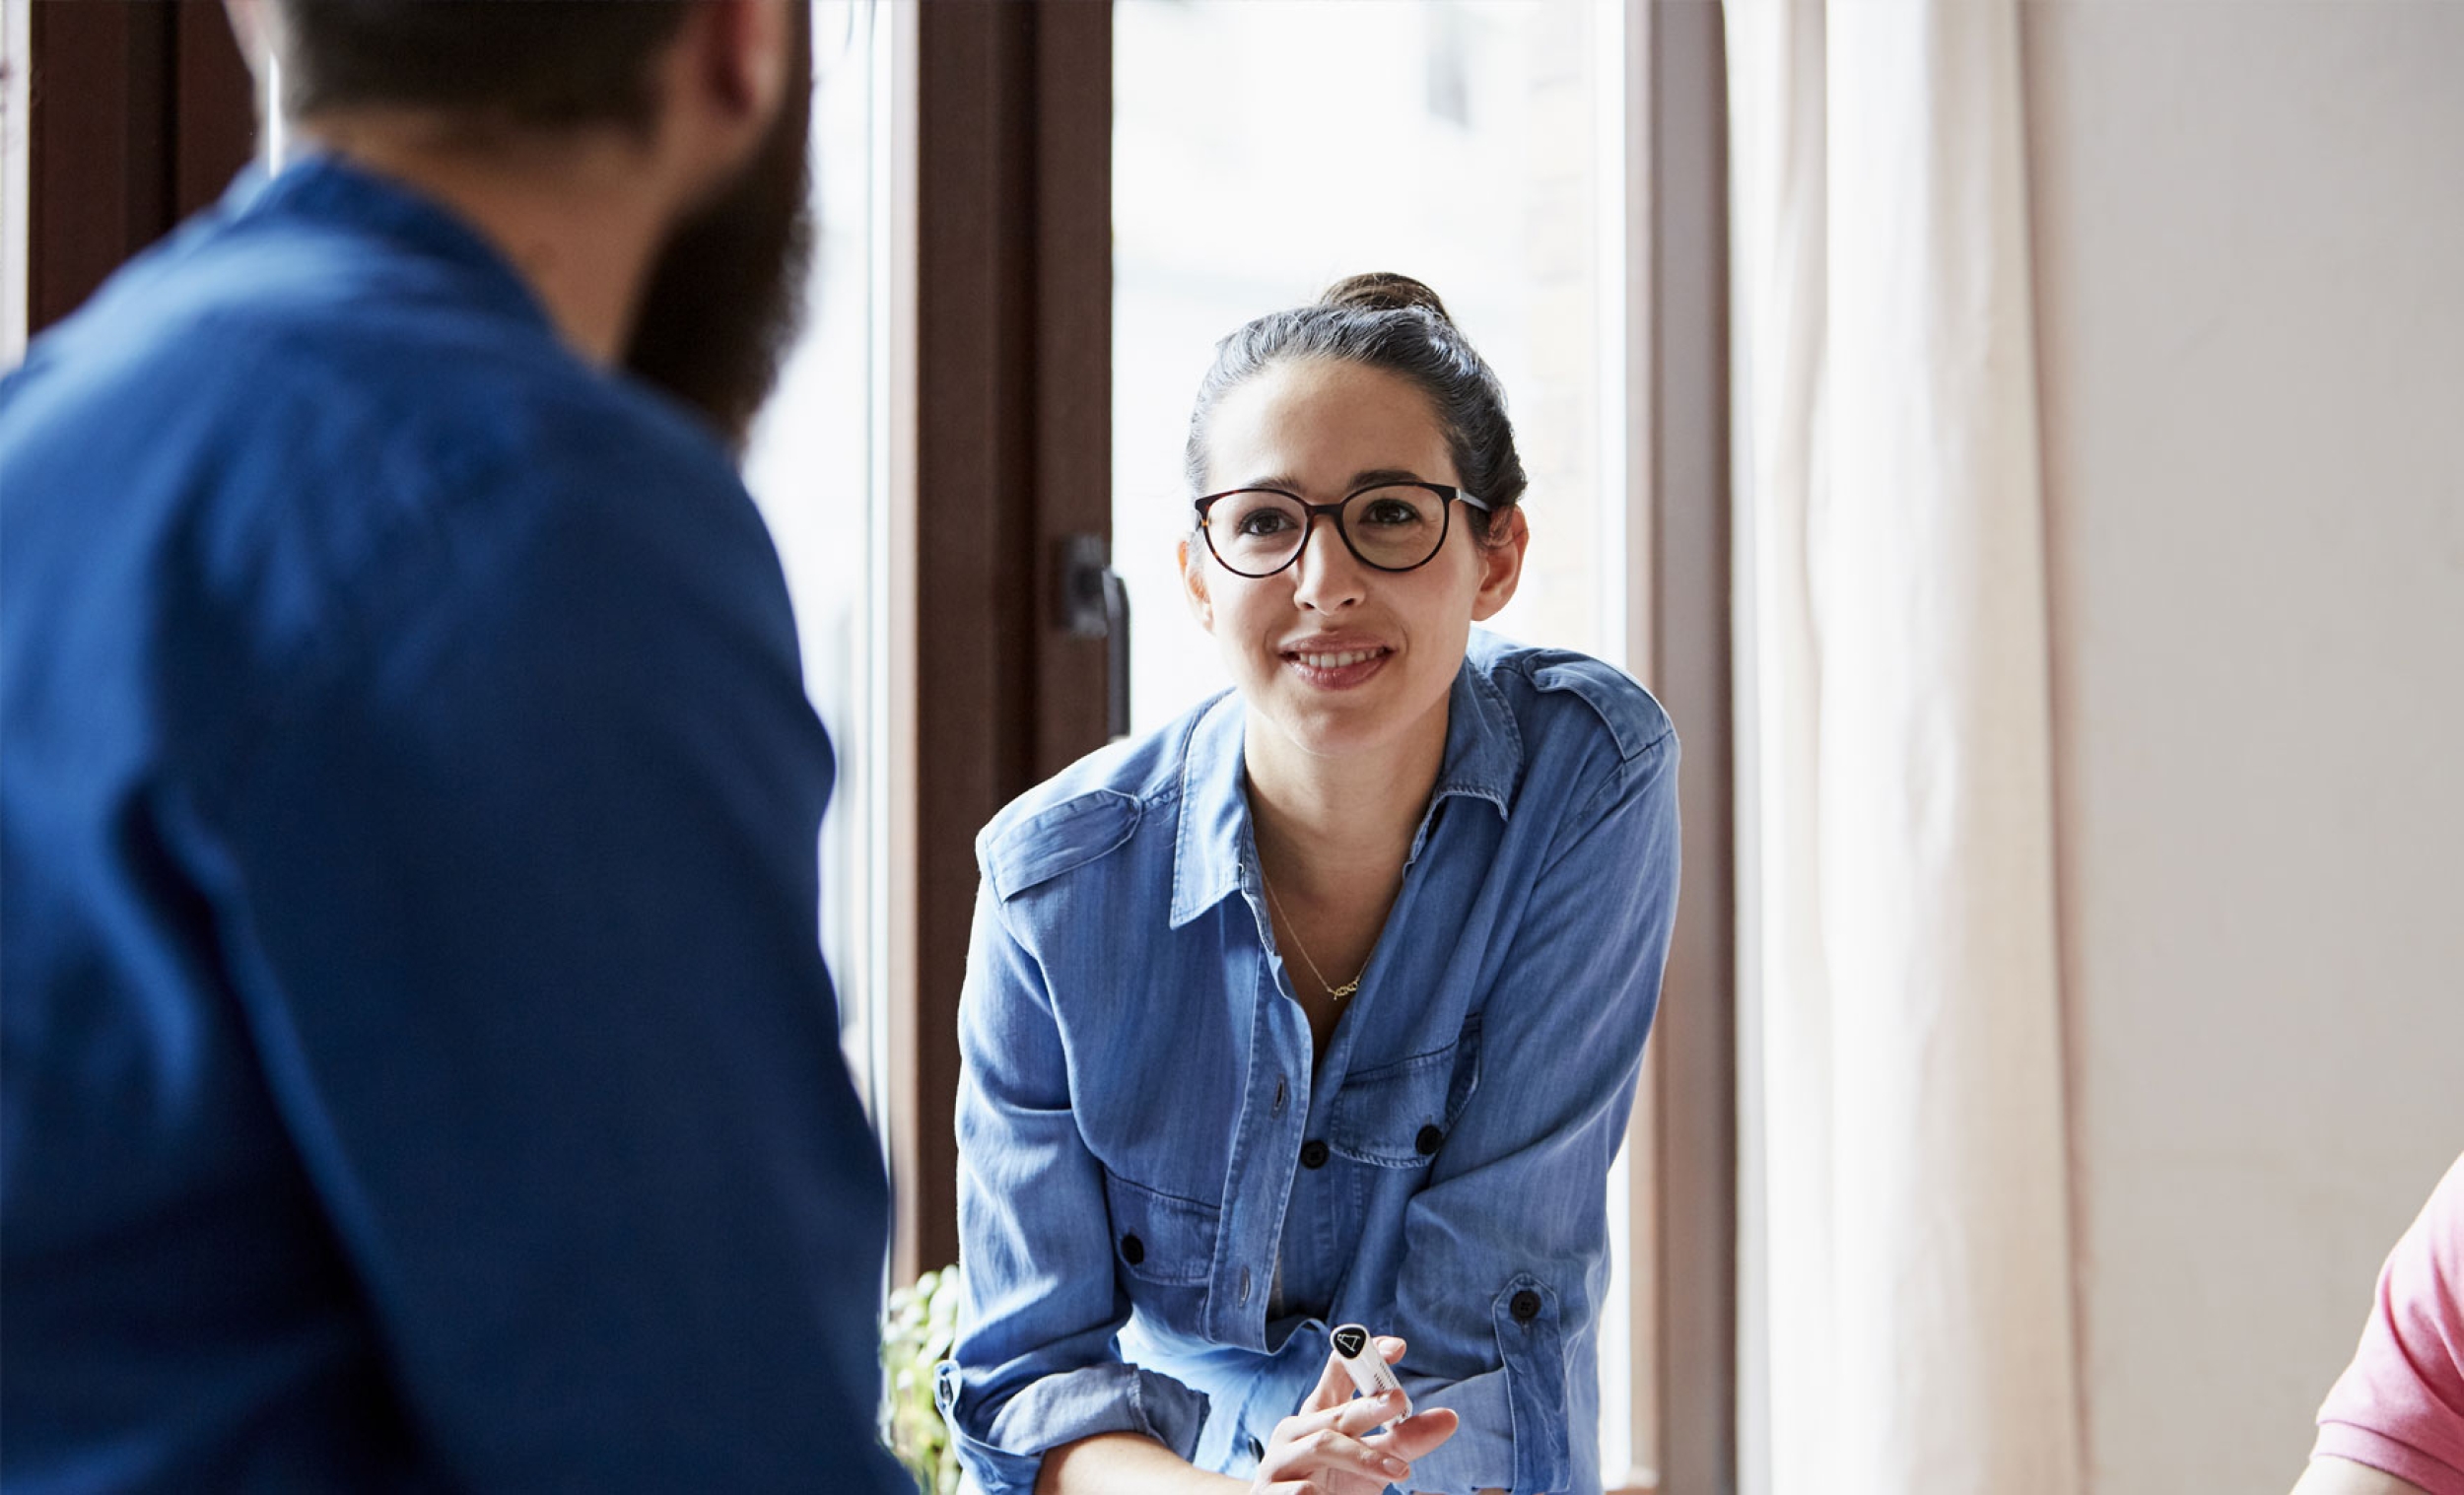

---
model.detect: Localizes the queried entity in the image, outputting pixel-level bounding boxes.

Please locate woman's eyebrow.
[1230,467,1431,494]
[1346,467,1429,489]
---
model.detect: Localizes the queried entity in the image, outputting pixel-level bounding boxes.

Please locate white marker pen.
[1329,1323,1409,1413]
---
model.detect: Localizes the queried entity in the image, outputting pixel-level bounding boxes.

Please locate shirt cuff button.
[1510,1288,1542,1323]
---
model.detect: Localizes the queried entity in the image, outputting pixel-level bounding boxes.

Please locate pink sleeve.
[2313,1151,2464,1495]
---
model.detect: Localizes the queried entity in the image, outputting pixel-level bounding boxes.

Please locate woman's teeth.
[1294,648,1382,669]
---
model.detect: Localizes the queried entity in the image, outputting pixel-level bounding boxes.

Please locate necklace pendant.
[1328,979,1361,1000]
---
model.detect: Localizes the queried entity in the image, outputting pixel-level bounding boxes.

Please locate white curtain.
[1727,2,2083,1492]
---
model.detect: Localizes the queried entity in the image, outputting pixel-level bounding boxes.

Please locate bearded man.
[0,3,904,1490]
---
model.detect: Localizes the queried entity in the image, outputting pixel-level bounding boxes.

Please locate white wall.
[2022,3,2464,1489]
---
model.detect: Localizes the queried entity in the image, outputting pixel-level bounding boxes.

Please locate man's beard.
[622,30,814,450]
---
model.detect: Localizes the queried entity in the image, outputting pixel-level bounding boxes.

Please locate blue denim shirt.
[938,633,1679,1495]
[0,160,902,1492]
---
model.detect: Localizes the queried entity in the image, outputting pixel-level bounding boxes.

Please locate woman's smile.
[1280,635,1396,689]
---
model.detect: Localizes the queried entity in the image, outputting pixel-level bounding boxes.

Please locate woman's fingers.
[1365,1406,1460,1462]
[1297,1346,1355,1415]
[1281,1387,1409,1447]
[1261,1426,1410,1492]
[1325,1390,1409,1439]
[1309,1333,1406,1416]
[1268,1336,1428,1493]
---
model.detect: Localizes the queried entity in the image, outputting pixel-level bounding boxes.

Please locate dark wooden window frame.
[27,0,253,338]
[888,0,1115,1287]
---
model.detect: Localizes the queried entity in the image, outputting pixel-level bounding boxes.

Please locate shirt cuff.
[938,1359,1211,1495]
[2315,1422,2464,1495]
[1394,1274,1571,1495]
[1392,1365,1515,1495]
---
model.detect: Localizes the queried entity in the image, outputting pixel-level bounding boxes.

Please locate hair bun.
[1319,272,1453,324]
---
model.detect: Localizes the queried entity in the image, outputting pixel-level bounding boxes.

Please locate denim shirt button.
[1510,1288,1541,1324]
[1120,1233,1145,1266]
[1415,1123,1444,1156]
[1249,1435,1266,1461]
[1300,1139,1330,1169]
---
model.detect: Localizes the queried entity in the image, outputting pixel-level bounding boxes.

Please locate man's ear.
[687,0,792,127]
[1177,536,1214,634]
[1469,506,1529,623]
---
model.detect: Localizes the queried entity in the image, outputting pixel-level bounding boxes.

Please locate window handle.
[1059,534,1131,740]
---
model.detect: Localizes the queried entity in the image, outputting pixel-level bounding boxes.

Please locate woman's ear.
[1470,506,1530,622]
[1178,536,1214,634]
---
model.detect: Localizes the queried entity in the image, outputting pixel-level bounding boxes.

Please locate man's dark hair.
[269,1,694,132]
[1183,272,1530,541]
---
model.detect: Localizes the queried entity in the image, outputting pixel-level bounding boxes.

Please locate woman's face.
[1180,357,1527,768]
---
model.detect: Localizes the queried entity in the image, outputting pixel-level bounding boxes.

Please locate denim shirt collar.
[225,155,555,336]
[1166,655,1524,929]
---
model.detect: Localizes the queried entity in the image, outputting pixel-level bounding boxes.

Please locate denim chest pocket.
[1328,1018,1483,1168]
[1100,1168,1220,1287]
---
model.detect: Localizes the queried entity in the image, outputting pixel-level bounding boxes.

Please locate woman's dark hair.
[268,1,693,133]
[1183,272,1529,540]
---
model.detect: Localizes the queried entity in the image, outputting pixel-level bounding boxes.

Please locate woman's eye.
[1236,510,1297,536]
[1360,500,1424,528]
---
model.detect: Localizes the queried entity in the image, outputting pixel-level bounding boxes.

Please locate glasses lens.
[1342,486,1450,570]
[1205,490,1310,574]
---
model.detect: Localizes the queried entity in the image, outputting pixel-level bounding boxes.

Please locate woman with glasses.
[938,274,1681,1495]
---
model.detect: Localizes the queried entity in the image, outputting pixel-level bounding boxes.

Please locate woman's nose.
[1288,518,1367,610]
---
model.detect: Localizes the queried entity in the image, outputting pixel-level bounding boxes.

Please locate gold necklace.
[1260,866,1368,1001]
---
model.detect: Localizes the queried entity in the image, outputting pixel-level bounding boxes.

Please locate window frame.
[22,0,252,342]
[891,0,1118,1284]
[1609,3,1738,1492]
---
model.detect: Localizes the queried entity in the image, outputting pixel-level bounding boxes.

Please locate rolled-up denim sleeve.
[936,876,1208,1495]
[1390,729,1681,1495]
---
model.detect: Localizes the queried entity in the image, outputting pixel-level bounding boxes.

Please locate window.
[1113,3,1694,1484]
[742,0,897,1133]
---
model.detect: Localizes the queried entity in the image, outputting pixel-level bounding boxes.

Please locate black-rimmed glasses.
[1193,482,1492,578]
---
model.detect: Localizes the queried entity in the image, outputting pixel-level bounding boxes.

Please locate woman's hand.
[1249,1336,1460,1495]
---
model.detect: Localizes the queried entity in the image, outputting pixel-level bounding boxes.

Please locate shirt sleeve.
[938,876,1210,1495]
[2313,1151,2464,1495]
[1387,726,1681,1495]
[199,448,907,1492]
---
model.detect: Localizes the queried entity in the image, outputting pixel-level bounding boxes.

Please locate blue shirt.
[0,160,904,1493]
[939,634,1680,1495]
